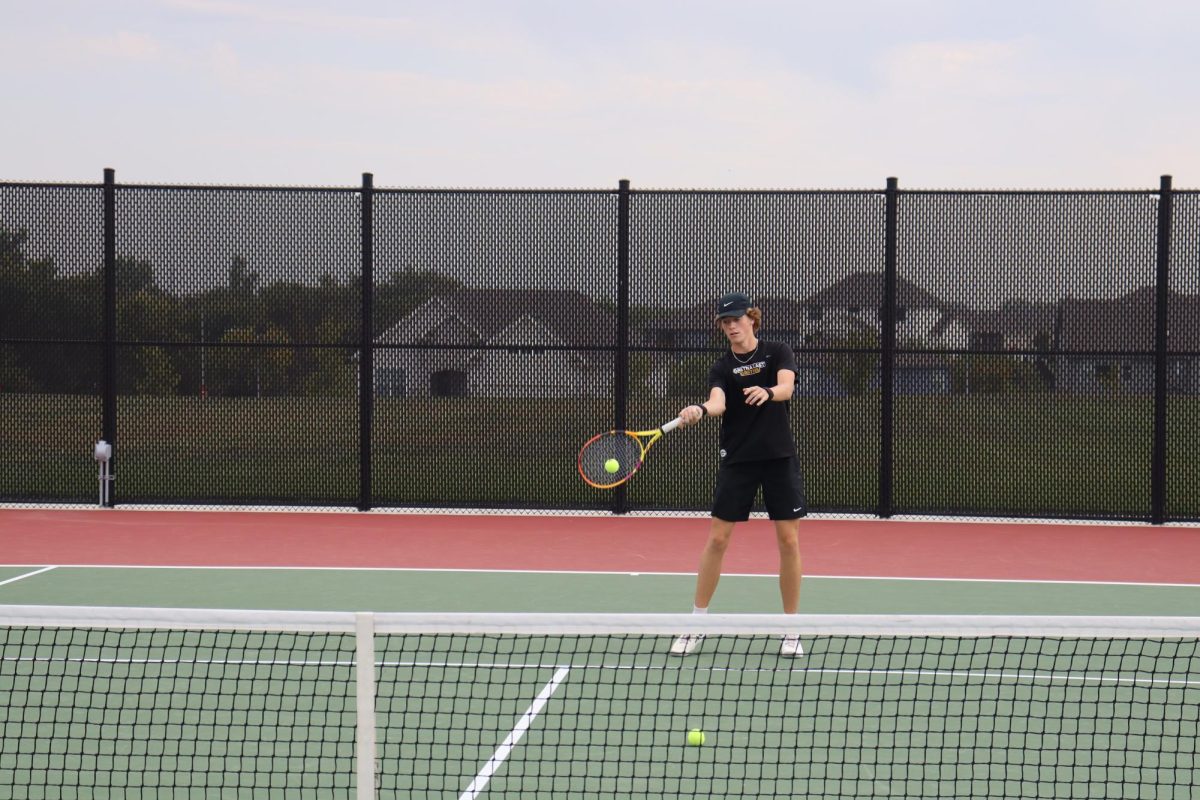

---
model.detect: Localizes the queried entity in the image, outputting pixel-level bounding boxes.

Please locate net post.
[355,611,378,800]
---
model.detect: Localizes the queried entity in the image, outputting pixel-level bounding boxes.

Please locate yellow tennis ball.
[687,729,706,746]
[604,458,620,473]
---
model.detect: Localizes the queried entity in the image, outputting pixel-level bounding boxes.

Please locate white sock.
[692,606,708,615]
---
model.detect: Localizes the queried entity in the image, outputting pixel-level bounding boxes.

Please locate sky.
[2,0,1199,190]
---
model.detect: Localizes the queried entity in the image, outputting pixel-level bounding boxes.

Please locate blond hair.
[714,307,762,332]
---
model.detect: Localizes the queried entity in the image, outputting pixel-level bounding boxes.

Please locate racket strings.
[578,433,644,487]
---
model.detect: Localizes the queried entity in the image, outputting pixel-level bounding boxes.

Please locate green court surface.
[0,564,1199,615]
[2,618,1197,799]
[2,564,1198,798]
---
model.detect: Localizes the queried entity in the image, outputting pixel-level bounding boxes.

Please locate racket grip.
[661,417,683,433]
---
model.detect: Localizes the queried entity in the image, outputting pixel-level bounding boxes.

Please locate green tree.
[0,225,102,392]
[629,352,653,398]
[302,318,355,396]
[210,325,293,397]
[0,227,60,341]
[228,255,259,294]
[1098,363,1123,397]
[116,256,156,294]
[666,355,713,397]
[133,347,180,396]
[117,288,186,395]
[831,329,880,397]
[951,355,1045,394]
[0,348,35,392]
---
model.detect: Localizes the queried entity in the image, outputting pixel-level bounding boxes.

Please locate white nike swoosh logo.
[722,301,734,307]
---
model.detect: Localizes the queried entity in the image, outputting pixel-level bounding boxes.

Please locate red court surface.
[1,509,1198,585]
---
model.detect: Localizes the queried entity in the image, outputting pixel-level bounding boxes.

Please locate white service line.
[0,566,56,588]
[459,666,570,800]
[1,563,1194,588]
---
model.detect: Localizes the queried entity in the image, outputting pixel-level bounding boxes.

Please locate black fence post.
[879,177,898,518]
[358,172,375,511]
[1151,175,1172,525]
[613,179,631,514]
[101,167,117,507]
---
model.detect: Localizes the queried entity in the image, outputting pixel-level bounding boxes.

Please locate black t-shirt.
[708,339,798,464]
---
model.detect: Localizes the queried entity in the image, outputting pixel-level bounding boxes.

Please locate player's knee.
[707,529,734,553]
[774,524,800,553]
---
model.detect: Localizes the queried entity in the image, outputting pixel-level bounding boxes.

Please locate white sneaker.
[780,635,804,658]
[670,633,705,656]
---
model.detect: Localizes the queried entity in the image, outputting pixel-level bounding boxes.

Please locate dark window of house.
[431,369,469,396]
[970,332,1004,351]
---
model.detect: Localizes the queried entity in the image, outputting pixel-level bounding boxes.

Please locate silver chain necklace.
[731,344,759,364]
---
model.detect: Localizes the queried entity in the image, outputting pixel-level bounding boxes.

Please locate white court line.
[0,563,1195,588]
[0,566,56,588]
[459,666,571,800]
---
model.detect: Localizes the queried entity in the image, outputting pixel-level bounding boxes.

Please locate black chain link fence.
[1,173,1196,522]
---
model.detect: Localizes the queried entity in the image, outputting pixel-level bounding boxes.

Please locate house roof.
[1055,289,1200,352]
[380,288,618,348]
[647,296,810,332]
[933,300,1058,340]
[802,273,944,309]
[645,274,945,334]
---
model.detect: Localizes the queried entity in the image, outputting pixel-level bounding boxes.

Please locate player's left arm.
[771,343,799,401]
[746,368,794,405]
[771,368,796,401]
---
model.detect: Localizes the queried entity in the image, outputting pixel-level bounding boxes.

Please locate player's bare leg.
[775,518,804,656]
[694,517,737,608]
[672,517,737,655]
[774,518,802,613]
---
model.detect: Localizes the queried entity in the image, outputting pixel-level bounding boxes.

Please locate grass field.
[2,393,1197,520]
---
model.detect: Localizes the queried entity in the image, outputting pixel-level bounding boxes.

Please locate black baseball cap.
[715,292,752,318]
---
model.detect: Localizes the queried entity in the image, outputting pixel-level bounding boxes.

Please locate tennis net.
[1,607,1197,798]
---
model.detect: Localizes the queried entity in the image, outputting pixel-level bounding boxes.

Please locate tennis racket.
[578,417,682,489]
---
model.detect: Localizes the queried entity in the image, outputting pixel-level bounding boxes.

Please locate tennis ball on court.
[604,458,620,473]
[687,729,706,746]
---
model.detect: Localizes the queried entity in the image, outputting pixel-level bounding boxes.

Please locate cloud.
[57,30,166,63]
[161,0,416,36]
[881,38,1050,99]
[159,0,534,60]
[5,1,1199,188]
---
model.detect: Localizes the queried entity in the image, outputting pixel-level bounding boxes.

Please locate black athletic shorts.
[711,456,807,522]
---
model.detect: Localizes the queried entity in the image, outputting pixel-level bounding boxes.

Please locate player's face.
[719,314,755,348]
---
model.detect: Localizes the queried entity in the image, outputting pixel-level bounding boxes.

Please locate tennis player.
[671,291,805,657]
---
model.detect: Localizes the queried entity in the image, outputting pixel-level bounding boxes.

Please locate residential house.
[641,274,957,396]
[1054,287,1200,394]
[930,300,1058,391]
[932,300,1058,353]
[642,297,809,351]
[800,272,947,345]
[373,289,616,397]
